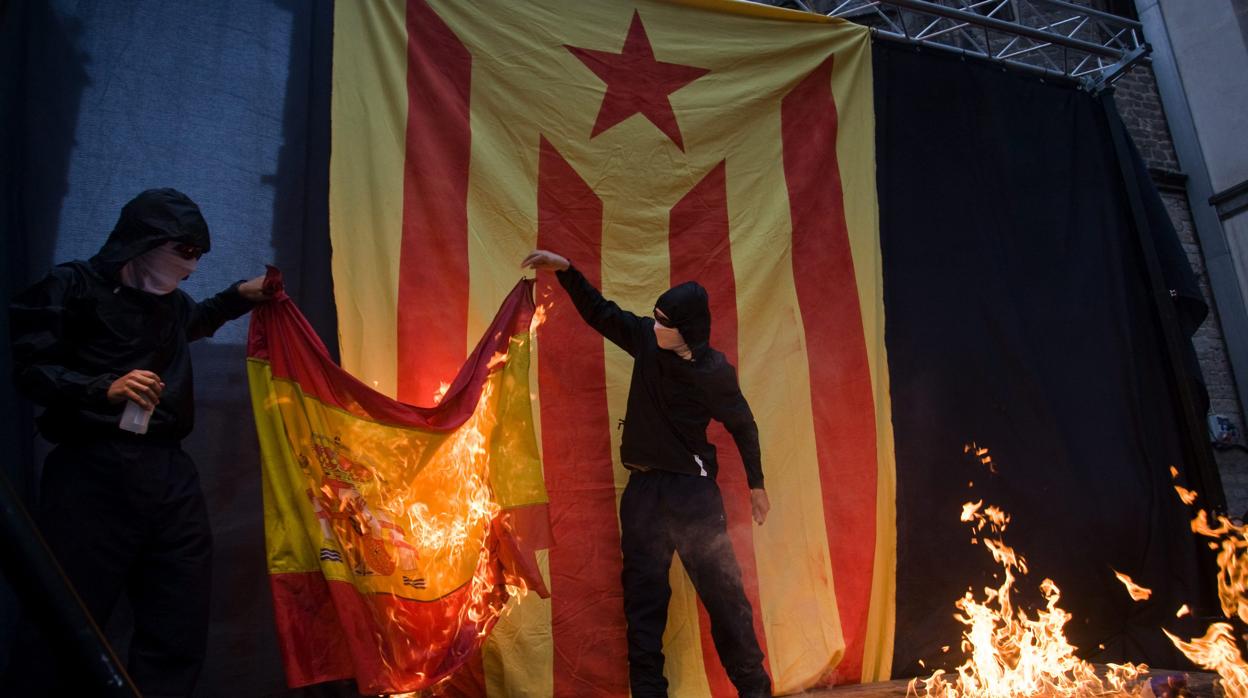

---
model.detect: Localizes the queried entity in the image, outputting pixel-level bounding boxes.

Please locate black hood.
[655,281,711,353]
[89,188,211,276]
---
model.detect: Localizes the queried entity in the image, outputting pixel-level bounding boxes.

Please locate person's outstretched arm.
[522,250,646,356]
[186,274,271,341]
[709,364,771,525]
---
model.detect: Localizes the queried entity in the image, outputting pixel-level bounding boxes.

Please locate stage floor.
[795,678,908,696]
[794,669,1217,697]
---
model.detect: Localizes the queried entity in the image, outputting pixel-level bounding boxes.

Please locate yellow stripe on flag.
[830,37,899,681]
[329,0,408,397]
[725,128,847,693]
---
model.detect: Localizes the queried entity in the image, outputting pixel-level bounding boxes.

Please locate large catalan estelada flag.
[247,271,551,694]
[329,0,893,695]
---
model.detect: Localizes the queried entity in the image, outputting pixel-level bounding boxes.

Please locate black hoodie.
[556,266,764,488]
[10,189,254,443]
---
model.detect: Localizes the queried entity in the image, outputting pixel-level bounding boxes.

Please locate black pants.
[620,469,771,698]
[5,439,213,697]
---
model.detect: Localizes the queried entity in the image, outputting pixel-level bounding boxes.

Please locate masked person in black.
[7,189,272,697]
[522,250,773,698]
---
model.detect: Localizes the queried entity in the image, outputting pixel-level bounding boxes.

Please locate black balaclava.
[655,281,712,358]
[90,188,212,277]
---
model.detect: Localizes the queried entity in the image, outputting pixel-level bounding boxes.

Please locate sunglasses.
[173,242,206,260]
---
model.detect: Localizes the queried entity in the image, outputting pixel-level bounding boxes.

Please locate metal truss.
[773,0,1149,91]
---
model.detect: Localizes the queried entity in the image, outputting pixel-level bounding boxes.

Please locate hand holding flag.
[521,249,570,272]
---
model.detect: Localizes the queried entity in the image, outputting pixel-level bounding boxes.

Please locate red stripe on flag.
[439,653,489,698]
[537,136,631,697]
[668,161,772,695]
[269,574,503,695]
[781,55,878,685]
[399,0,472,405]
[268,573,352,687]
[249,278,534,431]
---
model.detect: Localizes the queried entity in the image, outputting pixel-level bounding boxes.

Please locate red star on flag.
[566,11,710,151]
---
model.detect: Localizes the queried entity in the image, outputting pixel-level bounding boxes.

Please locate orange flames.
[908,447,1149,698]
[1113,571,1153,602]
[1149,471,1248,698]
[487,350,510,371]
[1163,624,1248,696]
[530,302,549,333]
[431,381,452,406]
[398,386,499,564]
[1188,509,1248,624]
[964,442,996,473]
[373,370,529,694]
[908,498,1149,698]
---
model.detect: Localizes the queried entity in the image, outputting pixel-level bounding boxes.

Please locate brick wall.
[1114,65,1248,515]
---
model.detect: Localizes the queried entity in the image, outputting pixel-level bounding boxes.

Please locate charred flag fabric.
[247,272,551,694]
[329,0,893,695]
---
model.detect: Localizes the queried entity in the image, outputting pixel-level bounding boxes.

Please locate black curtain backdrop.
[875,41,1212,677]
[0,4,1220,694]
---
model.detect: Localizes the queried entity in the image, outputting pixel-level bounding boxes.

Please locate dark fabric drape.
[0,1,338,695]
[875,41,1211,676]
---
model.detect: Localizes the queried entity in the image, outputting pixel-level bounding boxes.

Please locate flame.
[1189,509,1248,623]
[1175,485,1199,506]
[1149,476,1248,698]
[1164,624,1248,697]
[961,500,983,522]
[432,381,451,406]
[1168,465,1199,505]
[1112,571,1153,601]
[369,378,529,692]
[487,350,509,370]
[909,490,1148,697]
[397,388,498,564]
[531,303,549,332]
[964,442,996,473]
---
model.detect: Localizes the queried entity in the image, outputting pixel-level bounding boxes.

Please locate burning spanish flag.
[247,271,550,694]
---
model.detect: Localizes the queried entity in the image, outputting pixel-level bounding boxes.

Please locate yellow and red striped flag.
[330,0,895,694]
[247,271,550,694]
